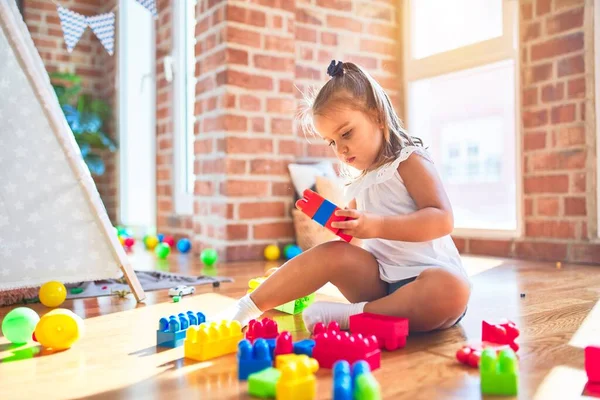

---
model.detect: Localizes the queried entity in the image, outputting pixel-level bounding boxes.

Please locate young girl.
[218,60,471,333]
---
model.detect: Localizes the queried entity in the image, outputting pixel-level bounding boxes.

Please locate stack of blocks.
[479,348,519,396]
[333,360,381,400]
[156,311,206,348]
[184,320,243,361]
[295,189,354,243]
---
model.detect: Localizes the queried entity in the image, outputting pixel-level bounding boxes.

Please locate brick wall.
[23,0,118,222]
[454,0,598,264]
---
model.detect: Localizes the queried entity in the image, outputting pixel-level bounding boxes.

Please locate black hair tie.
[327,60,344,78]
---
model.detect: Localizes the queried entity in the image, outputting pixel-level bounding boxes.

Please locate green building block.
[480,348,519,396]
[248,367,281,398]
[274,293,315,315]
[355,373,382,400]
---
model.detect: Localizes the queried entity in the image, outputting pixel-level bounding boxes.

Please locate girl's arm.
[376,152,454,242]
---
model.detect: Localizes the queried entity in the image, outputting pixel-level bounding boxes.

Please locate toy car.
[168,285,195,297]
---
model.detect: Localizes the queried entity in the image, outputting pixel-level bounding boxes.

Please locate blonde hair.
[299,61,422,180]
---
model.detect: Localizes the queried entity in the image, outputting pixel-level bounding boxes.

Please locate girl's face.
[314,106,383,171]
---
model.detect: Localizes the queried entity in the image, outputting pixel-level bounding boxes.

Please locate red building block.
[456,342,511,368]
[295,189,353,243]
[312,327,380,370]
[246,318,279,343]
[482,320,520,352]
[274,331,293,356]
[586,346,600,383]
[349,312,409,351]
[313,321,340,337]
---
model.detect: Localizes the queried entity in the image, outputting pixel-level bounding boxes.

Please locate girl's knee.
[418,268,470,316]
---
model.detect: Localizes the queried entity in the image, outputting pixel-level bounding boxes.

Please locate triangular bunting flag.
[86,12,115,56]
[56,6,87,53]
[134,0,158,18]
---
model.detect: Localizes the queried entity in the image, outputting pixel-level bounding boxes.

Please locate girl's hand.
[330,208,382,239]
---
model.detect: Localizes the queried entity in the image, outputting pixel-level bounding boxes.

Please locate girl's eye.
[342,130,352,138]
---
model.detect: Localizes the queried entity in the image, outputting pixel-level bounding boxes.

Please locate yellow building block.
[276,356,319,400]
[184,320,243,361]
[275,354,312,370]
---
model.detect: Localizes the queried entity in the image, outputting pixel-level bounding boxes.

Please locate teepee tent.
[0,1,144,302]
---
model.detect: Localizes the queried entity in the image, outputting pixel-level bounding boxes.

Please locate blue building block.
[238,339,273,380]
[293,339,316,357]
[333,360,381,400]
[265,338,276,358]
[156,311,206,348]
[313,199,337,226]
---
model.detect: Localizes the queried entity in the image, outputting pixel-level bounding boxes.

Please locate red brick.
[355,2,392,21]
[526,221,576,239]
[296,8,323,25]
[227,5,266,27]
[551,104,576,123]
[451,237,466,253]
[296,26,317,42]
[194,180,215,196]
[537,197,559,216]
[524,131,546,151]
[317,49,334,63]
[327,15,363,32]
[320,32,337,46]
[523,87,538,107]
[557,53,585,77]
[226,137,273,154]
[536,0,552,16]
[240,94,262,112]
[279,139,299,155]
[572,172,586,192]
[272,182,294,196]
[195,138,213,154]
[523,109,548,128]
[515,241,567,261]
[525,198,534,216]
[271,118,293,134]
[251,117,266,133]
[521,2,533,20]
[564,197,586,216]
[253,221,295,239]
[359,38,396,55]
[239,202,286,219]
[225,244,265,262]
[250,159,289,175]
[530,150,586,171]
[541,82,564,103]
[522,22,540,42]
[218,70,273,90]
[221,180,270,196]
[570,244,600,264]
[316,0,352,11]
[295,65,321,80]
[527,63,553,85]
[265,36,295,53]
[254,54,294,72]
[555,0,585,10]
[226,48,249,65]
[567,77,585,99]
[469,239,513,257]
[367,22,397,39]
[554,126,585,147]
[226,159,247,174]
[200,159,226,174]
[226,224,248,240]
[225,26,261,48]
[524,175,569,193]
[300,46,314,61]
[546,7,583,35]
[266,97,296,114]
[307,143,331,157]
[531,33,583,61]
[223,93,237,108]
[279,79,294,93]
[272,15,283,29]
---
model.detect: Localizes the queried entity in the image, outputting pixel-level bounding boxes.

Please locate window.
[173,0,196,215]
[404,0,520,236]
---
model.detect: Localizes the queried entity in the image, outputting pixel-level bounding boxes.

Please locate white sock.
[210,294,263,328]
[302,301,367,332]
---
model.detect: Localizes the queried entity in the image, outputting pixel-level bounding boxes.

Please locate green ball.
[200,248,218,266]
[1,307,40,344]
[155,243,171,259]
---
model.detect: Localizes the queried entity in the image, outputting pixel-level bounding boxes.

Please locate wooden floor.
[1,248,600,399]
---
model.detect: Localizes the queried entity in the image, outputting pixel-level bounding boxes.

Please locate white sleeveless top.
[344,146,468,283]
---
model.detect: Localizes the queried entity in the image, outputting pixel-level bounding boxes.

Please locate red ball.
[163,236,175,247]
[456,346,471,363]
[124,237,135,247]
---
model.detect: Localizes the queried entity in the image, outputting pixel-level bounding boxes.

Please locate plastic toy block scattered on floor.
[482,320,520,352]
[480,348,519,396]
[276,355,319,400]
[275,331,293,357]
[586,345,600,395]
[333,360,381,400]
[456,342,512,368]
[238,338,273,380]
[295,189,353,243]
[248,367,282,398]
[275,354,315,370]
[293,339,316,357]
[156,311,206,348]
[184,320,243,361]
[312,324,380,370]
[246,318,279,343]
[349,312,409,351]
[313,321,340,337]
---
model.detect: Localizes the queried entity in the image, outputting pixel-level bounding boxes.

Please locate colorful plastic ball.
[118,235,125,246]
[177,238,191,253]
[157,234,165,243]
[117,226,132,237]
[124,237,135,248]
[1,307,40,344]
[144,235,159,250]
[39,281,67,308]
[155,243,171,259]
[284,244,302,259]
[34,308,84,350]
[200,248,218,266]
[163,235,175,248]
[264,244,280,261]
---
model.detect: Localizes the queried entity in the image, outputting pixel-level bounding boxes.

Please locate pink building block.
[313,321,340,337]
[586,346,600,383]
[349,312,409,351]
[274,331,293,356]
[312,327,380,370]
[246,318,279,343]
[482,320,520,352]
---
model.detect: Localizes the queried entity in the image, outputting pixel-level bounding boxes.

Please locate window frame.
[402,0,522,239]
[172,0,196,215]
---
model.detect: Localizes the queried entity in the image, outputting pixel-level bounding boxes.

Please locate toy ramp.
[0,1,144,301]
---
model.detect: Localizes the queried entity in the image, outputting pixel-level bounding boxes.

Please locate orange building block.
[276,356,319,400]
[184,320,243,361]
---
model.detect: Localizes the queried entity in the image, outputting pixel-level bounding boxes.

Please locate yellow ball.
[264,244,280,261]
[39,281,67,308]
[118,235,125,245]
[34,309,84,350]
[145,235,159,250]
